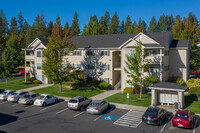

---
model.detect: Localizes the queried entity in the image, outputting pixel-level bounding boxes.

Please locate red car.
[18,68,25,75]
[191,71,200,75]
[172,110,195,129]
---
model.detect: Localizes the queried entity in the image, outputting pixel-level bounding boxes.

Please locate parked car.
[18,68,25,75]
[34,94,58,107]
[7,91,28,102]
[142,107,168,126]
[172,110,195,129]
[0,89,5,94]
[68,96,92,111]
[18,93,40,105]
[86,100,109,115]
[0,90,15,100]
[191,71,200,75]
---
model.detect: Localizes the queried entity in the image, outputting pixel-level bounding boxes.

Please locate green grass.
[185,94,200,114]
[104,93,151,107]
[0,78,39,90]
[31,83,103,98]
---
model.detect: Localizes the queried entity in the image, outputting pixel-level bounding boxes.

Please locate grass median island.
[185,94,200,114]
[31,82,104,98]
[0,78,39,90]
[104,93,151,107]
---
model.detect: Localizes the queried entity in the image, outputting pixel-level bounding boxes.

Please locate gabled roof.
[170,40,190,48]
[148,82,187,92]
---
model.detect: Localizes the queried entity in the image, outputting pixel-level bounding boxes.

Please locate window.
[85,64,94,69]
[100,51,110,56]
[26,61,30,67]
[100,65,110,70]
[26,51,30,55]
[72,64,81,69]
[164,50,169,56]
[164,66,169,72]
[100,78,110,83]
[149,66,159,73]
[149,50,159,56]
[37,63,42,69]
[125,49,135,56]
[85,51,94,56]
[73,50,81,56]
[37,51,42,57]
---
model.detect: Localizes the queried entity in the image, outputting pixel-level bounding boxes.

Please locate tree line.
[0,10,200,75]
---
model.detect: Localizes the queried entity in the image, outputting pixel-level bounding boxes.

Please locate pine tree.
[18,10,24,32]
[0,35,7,50]
[158,13,168,32]
[103,11,110,32]
[0,10,8,35]
[98,16,107,34]
[9,17,18,35]
[135,18,145,33]
[175,15,181,22]
[187,12,198,25]
[25,25,36,45]
[71,11,80,36]
[147,16,158,32]
[108,11,120,34]
[33,12,46,37]
[126,25,134,33]
[46,21,53,37]
[120,20,124,34]
[54,16,61,28]
[124,15,132,33]
[167,14,174,32]
[82,15,98,35]
[20,20,29,47]
[63,21,70,36]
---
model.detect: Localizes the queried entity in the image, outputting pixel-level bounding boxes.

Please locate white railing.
[114,80,121,90]
[114,62,121,68]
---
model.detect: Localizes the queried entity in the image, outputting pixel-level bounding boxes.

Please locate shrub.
[169,76,185,85]
[33,80,42,84]
[189,87,200,97]
[134,85,141,94]
[186,79,200,89]
[123,87,134,94]
[28,77,36,83]
[92,79,100,85]
[99,82,110,90]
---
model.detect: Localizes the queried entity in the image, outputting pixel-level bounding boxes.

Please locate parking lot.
[0,99,199,133]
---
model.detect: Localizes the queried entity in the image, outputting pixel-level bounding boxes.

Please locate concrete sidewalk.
[91,90,121,100]
[19,84,53,91]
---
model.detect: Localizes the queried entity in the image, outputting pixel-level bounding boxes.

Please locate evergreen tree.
[9,17,18,35]
[158,13,168,31]
[120,20,124,34]
[0,10,8,35]
[25,25,36,45]
[71,11,80,36]
[33,12,46,37]
[46,21,53,37]
[167,14,174,31]
[103,11,110,32]
[82,15,98,35]
[0,35,7,50]
[187,12,198,25]
[126,25,134,33]
[108,11,120,34]
[82,24,87,35]
[18,10,24,32]
[54,16,61,28]
[147,16,158,32]
[98,16,107,34]
[135,18,145,33]
[124,15,132,33]
[63,21,70,36]
[175,15,181,22]
[20,20,29,47]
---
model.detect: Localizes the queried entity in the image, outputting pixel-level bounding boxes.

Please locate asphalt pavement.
[0,99,199,133]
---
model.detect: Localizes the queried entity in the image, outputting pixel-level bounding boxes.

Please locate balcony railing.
[114,62,121,69]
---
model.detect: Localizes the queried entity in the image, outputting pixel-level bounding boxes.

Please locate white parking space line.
[94,115,104,121]
[74,111,85,118]
[160,115,172,132]
[193,118,199,133]
[0,101,9,104]
[40,102,65,111]
[56,108,68,114]
[113,110,144,128]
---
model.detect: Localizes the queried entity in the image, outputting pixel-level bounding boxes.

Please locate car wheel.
[55,99,58,103]
[159,120,162,126]
[17,98,20,103]
[29,100,33,105]
[42,102,47,107]
[80,106,84,111]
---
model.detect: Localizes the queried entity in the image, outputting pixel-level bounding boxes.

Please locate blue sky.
[1,0,199,31]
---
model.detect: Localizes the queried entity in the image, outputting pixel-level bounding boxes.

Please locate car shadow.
[0,113,18,126]
[0,130,7,133]
[102,104,116,115]
[194,115,200,129]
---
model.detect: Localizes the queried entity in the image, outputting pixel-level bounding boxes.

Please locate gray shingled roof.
[148,82,187,92]
[170,40,190,48]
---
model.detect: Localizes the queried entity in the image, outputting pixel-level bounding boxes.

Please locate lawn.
[31,82,103,98]
[104,93,151,107]
[0,78,38,90]
[185,94,200,114]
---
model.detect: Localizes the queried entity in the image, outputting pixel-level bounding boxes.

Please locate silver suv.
[68,96,92,111]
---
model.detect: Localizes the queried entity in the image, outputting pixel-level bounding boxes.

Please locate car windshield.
[144,108,159,117]
[175,113,188,119]
[89,103,100,107]
[24,95,30,98]
[1,92,7,94]
[69,99,78,103]
[11,93,18,95]
[38,96,45,100]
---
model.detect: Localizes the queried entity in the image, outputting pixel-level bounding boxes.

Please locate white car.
[7,91,28,102]
[34,94,59,107]
[0,90,15,100]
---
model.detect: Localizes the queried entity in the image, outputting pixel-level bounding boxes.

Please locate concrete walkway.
[19,84,53,91]
[91,90,121,100]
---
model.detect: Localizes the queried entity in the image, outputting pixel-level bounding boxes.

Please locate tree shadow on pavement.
[0,113,18,126]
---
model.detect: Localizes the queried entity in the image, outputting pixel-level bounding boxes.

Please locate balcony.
[114,62,121,70]
[146,56,164,64]
[25,55,35,60]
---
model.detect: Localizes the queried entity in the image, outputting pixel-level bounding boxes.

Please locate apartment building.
[23,32,190,91]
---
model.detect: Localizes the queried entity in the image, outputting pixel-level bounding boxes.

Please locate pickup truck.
[68,96,92,111]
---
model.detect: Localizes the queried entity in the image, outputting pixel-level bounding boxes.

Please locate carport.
[148,82,187,109]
